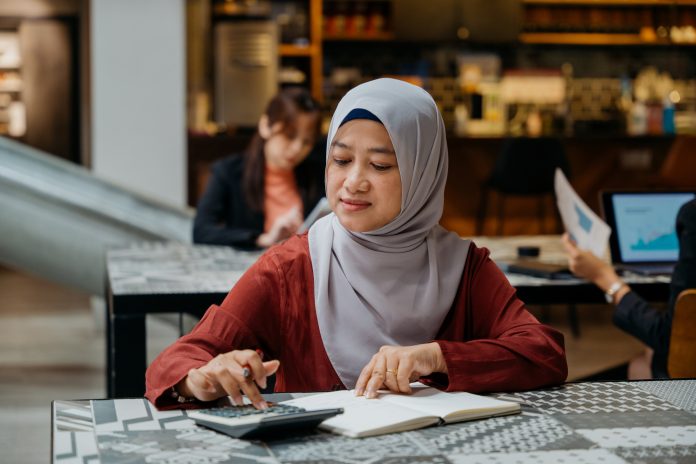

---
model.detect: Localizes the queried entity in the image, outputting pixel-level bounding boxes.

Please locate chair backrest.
[489,137,571,195]
[668,288,696,378]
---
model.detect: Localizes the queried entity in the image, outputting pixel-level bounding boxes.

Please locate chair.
[668,289,696,378]
[476,137,571,236]
[476,137,579,336]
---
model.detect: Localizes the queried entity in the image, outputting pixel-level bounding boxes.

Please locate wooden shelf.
[279,44,318,57]
[323,32,395,41]
[519,32,674,45]
[522,0,692,5]
[276,0,322,101]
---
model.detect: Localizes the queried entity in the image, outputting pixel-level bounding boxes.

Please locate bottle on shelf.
[366,2,386,36]
[627,98,648,136]
[662,94,676,135]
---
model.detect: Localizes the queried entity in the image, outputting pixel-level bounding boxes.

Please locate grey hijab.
[308,78,470,388]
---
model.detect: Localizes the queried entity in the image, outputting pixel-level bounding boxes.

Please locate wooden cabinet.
[317,1,696,47]
[521,0,696,46]
[391,0,522,43]
[0,30,23,138]
[321,0,522,43]
[278,0,323,101]
[323,0,394,41]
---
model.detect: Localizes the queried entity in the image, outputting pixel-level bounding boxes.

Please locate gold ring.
[386,368,398,376]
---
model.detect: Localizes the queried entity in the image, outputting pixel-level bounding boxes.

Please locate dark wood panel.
[187,132,252,207]
[189,132,678,235]
[443,135,676,236]
[20,18,78,162]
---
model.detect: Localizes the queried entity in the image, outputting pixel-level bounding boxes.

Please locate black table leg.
[106,281,113,397]
[108,312,147,398]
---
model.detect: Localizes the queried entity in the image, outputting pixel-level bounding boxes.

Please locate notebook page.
[381,385,520,421]
[281,390,437,437]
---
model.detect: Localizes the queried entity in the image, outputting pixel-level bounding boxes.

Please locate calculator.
[188,403,343,439]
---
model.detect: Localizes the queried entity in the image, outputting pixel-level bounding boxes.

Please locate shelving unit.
[198,0,696,123]
[0,30,24,138]
[323,0,392,42]
[323,31,394,41]
[521,0,696,46]
[279,44,316,56]
[519,32,666,45]
[277,0,323,101]
[523,1,696,5]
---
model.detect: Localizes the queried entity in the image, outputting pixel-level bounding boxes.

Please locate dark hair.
[242,87,321,211]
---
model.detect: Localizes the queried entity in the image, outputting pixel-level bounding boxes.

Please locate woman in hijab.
[146,79,567,409]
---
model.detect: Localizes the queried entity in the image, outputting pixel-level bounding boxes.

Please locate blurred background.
[1,0,694,227]
[1,0,695,461]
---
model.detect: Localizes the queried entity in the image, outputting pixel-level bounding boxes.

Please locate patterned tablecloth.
[106,238,669,295]
[107,242,262,295]
[53,380,696,464]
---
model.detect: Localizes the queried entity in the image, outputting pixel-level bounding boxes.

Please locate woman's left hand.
[355,342,447,398]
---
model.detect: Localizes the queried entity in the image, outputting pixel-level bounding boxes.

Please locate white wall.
[90,0,186,207]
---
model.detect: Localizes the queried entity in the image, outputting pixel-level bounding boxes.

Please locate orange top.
[263,166,303,233]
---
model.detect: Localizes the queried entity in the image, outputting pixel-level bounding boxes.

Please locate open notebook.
[281,383,520,438]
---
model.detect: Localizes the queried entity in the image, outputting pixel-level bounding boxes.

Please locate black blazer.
[193,151,325,250]
[613,199,696,377]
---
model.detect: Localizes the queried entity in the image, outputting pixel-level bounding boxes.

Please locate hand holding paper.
[554,168,611,258]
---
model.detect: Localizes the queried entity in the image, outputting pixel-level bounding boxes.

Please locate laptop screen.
[602,191,695,265]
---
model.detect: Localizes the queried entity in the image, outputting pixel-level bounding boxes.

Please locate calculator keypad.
[197,404,306,419]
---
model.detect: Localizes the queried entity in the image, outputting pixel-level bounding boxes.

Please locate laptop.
[601,190,695,275]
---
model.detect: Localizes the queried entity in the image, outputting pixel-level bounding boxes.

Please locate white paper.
[383,386,519,420]
[554,168,611,257]
[297,197,332,234]
[281,383,519,437]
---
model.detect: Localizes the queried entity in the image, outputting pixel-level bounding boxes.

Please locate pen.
[241,349,265,380]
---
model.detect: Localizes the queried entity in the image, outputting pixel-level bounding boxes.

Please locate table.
[52,379,696,463]
[106,242,261,398]
[474,235,671,305]
[106,238,669,398]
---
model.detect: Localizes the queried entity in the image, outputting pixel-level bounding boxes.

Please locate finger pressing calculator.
[188,403,343,439]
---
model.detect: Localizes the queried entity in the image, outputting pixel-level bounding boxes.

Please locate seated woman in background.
[147,78,567,409]
[562,199,696,379]
[193,87,325,249]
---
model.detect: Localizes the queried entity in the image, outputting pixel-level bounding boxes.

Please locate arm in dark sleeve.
[193,162,261,248]
[669,199,696,313]
[432,246,568,393]
[613,291,671,377]
[145,252,283,407]
[613,200,696,376]
[613,291,667,353]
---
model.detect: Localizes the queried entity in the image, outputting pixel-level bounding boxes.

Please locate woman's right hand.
[561,233,619,291]
[257,207,303,248]
[176,349,280,409]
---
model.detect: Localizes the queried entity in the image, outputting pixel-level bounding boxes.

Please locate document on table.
[554,168,611,258]
[281,383,520,438]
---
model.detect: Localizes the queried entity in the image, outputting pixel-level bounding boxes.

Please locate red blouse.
[145,234,567,407]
